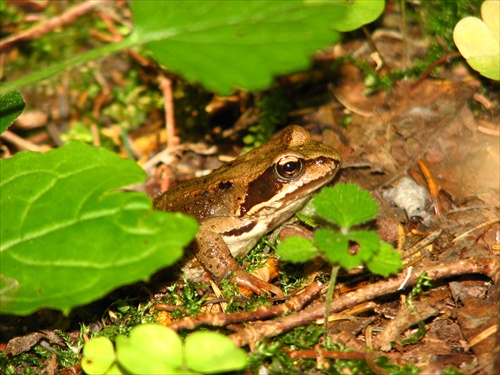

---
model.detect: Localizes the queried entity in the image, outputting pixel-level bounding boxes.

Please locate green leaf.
[82,337,118,375]
[453,0,500,80]
[276,236,318,263]
[104,364,123,375]
[185,331,248,374]
[0,142,198,315]
[347,230,381,263]
[482,0,500,42]
[303,0,385,32]
[314,230,379,269]
[0,90,25,134]
[0,275,19,309]
[366,241,402,277]
[315,230,401,275]
[313,184,379,229]
[3,0,385,95]
[116,325,185,374]
[131,0,384,94]
[314,230,353,268]
[295,212,319,228]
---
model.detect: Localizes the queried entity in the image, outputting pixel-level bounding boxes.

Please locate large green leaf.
[0,90,25,134]
[131,0,385,94]
[2,0,385,95]
[0,142,198,315]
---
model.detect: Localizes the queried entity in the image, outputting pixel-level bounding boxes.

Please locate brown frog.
[153,125,341,296]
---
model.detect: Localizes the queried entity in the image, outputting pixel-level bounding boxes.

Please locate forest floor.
[1,1,499,374]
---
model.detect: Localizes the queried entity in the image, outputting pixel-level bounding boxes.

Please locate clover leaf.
[454,0,500,80]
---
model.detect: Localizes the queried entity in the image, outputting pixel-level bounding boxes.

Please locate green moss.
[416,0,482,51]
[243,89,291,150]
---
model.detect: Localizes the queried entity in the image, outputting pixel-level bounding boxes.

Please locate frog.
[153,125,341,296]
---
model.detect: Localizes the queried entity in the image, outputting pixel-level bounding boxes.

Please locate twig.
[168,281,323,332]
[410,52,462,90]
[417,159,443,215]
[0,1,101,51]
[230,257,498,347]
[452,218,500,243]
[98,9,125,41]
[361,26,385,70]
[399,0,408,72]
[158,75,179,148]
[401,228,442,267]
[466,324,498,351]
[1,130,51,152]
[373,302,439,351]
[477,120,500,137]
[287,349,365,360]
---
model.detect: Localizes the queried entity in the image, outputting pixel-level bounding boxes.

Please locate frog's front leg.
[194,220,283,298]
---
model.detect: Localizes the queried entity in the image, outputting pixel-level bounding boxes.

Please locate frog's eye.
[274,156,304,181]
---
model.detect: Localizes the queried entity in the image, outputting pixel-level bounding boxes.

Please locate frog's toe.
[232,269,284,298]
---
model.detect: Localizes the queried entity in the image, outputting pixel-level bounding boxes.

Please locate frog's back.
[152,172,248,220]
[152,125,341,221]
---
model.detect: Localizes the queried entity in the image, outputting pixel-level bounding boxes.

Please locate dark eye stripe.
[240,165,280,215]
[240,156,339,216]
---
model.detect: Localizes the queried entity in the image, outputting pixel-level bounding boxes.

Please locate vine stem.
[1,37,135,96]
[324,265,340,333]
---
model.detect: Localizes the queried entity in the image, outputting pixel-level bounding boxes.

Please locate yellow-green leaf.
[453,0,500,80]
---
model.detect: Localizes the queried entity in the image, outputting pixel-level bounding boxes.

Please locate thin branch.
[1,130,51,152]
[410,52,462,90]
[0,1,101,51]
[168,281,323,332]
[158,75,179,148]
[230,257,498,347]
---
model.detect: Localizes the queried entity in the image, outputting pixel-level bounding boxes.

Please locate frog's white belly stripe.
[222,220,270,257]
[222,197,308,258]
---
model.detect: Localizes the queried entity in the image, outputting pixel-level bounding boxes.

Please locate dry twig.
[373,302,439,351]
[168,281,323,332]
[158,75,179,148]
[0,1,102,51]
[1,130,51,152]
[288,349,365,360]
[229,257,498,347]
[417,159,443,215]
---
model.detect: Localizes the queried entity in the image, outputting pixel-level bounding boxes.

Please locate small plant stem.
[400,0,408,73]
[323,265,340,332]
[1,37,135,96]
